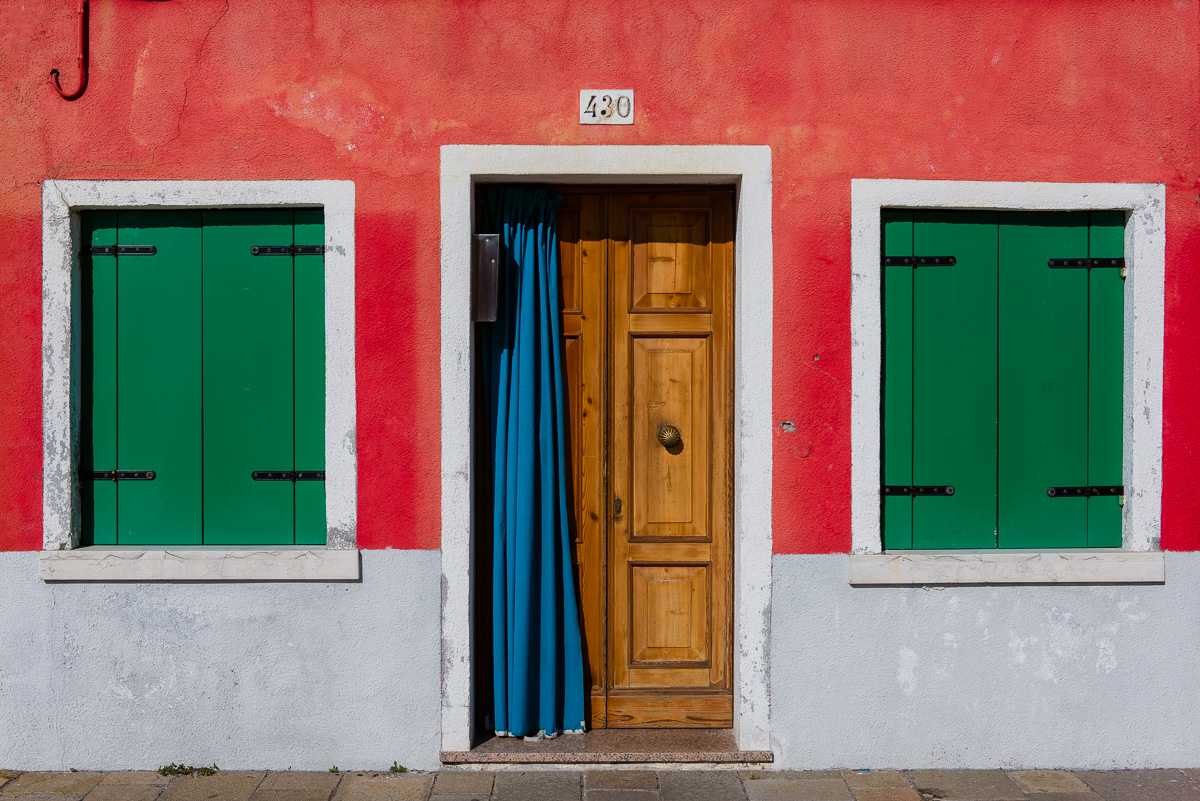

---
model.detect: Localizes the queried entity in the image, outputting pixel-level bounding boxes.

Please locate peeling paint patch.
[267,77,391,153]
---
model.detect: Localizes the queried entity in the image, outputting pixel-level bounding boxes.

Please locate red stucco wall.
[2,1,1197,553]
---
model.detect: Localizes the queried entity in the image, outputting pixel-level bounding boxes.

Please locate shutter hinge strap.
[882,256,956,267]
[251,471,326,481]
[883,485,955,496]
[1046,485,1124,498]
[88,470,155,481]
[1048,257,1126,278]
[89,245,156,255]
[250,245,325,256]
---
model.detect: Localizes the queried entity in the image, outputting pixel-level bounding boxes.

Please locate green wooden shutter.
[912,212,998,549]
[117,211,205,545]
[1087,212,1125,547]
[883,210,1123,551]
[202,210,297,546]
[998,212,1090,548]
[81,212,118,546]
[82,209,325,547]
[882,210,914,550]
[293,209,327,546]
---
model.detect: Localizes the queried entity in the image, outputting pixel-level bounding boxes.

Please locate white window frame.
[439,145,774,754]
[849,179,1165,585]
[40,180,359,581]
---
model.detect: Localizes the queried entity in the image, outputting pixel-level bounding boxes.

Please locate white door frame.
[439,145,774,752]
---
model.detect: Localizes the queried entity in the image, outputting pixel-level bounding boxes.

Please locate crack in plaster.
[154,1,230,160]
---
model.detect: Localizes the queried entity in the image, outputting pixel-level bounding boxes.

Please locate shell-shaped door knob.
[658,425,682,449]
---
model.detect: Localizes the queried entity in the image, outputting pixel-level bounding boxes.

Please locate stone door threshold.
[441,729,773,764]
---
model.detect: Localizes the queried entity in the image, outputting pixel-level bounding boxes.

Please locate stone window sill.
[848,550,1165,586]
[39,547,360,582]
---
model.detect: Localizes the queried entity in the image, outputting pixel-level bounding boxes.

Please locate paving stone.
[584,772,657,791]
[159,772,267,801]
[250,772,341,801]
[1075,770,1200,801]
[1019,794,1101,801]
[658,771,746,801]
[743,776,852,801]
[1008,771,1091,794]
[257,774,341,794]
[83,786,165,801]
[1183,770,1200,786]
[492,771,581,801]
[431,773,494,795]
[584,791,659,801]
[1,772,106,798]
[428,795,488,801]
[329,774,432,801]
[842,773,913,790]
[849,786,921,801]
[906,770,1024,801]
[847,789,923,801]
[250,791,339,801]
[98,774,172,788]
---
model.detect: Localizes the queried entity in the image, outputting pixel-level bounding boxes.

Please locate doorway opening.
[472,186,737,739]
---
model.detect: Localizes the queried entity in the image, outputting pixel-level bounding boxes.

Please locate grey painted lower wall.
[0,550,441,771]
[4,549,1197,770]
[770,553,1200,769]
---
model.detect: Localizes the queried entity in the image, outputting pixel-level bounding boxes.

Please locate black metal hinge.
[89,245,156,256]
[250,245,325,256]
[882,256,957,267]
[251,471,326,481]
[1047,485,1124,498]
[1048,257,1126,278]
[1048,258,1125,269]
[883,485,955,496]
[89,470,155,481]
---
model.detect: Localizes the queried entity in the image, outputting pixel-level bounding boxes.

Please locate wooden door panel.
[608,191,734,728]
[556,193,608,728]
[629,563,710,665]
[605,694,734,729]
[562,326,583,548]
[630,336,710,540]
[631,210,711,310]
[558,204,583,314]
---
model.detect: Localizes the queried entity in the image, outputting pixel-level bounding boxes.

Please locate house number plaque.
[580,90,633,125]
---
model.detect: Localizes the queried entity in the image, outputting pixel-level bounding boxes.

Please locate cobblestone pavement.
[2,768,1199,801]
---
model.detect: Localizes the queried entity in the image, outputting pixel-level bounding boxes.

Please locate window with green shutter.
[80,209,326,547]
[882,210,1124,550]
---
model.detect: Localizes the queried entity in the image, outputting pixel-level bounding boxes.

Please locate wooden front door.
[556,188,734,728]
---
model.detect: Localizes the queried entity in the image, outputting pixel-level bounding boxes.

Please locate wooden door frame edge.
[440,145,774,753]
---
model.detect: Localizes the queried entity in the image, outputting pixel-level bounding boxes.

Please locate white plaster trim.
[39,547,361,582]
[850,180,1166,555]
[440,146,773,753]
[848,551,1165,585]
[41,180,357,552]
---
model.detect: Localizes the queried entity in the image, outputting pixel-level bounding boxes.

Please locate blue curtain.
[479,187,586,737]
